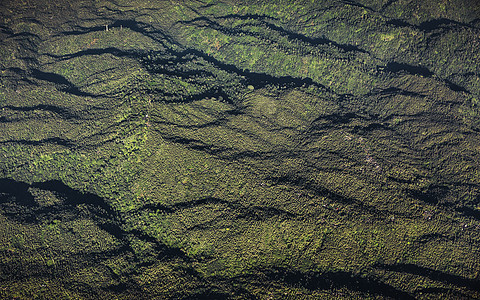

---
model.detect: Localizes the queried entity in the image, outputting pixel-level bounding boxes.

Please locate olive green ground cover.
[1,0,480,299]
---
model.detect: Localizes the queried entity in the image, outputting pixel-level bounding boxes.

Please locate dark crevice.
[419,18,473,31]
[3,104,80,119]
[384,62,434,77]
[152,118,227,130]
[0,116,11,123]
[156,134,230,156]
[215,13,278,22]
[138,46,329,106]
[154,130,267,160]
[444,78,469,93]
[0,25,14,35]
[10,31,40,39]
[111,19,179,46]
[182,15,367,54]
[0,179,36,206]
[46,47,135,61]
[143,196,295,221]
[376,263,480,291]
[219,149,265,161]
[30,69,100,97]
[248,205,296,219]
[262,267,415,299]
[172,49,325,92]
[309,112,386,132]
[267,176,350,204]
[385,17,473,31]
[266,174,411,219]
[4,67,39,85]
[457,206,480,220]
[380,62,470,93]
[57,19,178,48]
[0,179,117,223]
[408,186,480,221]
[151,89,237,106]
[132,32,342,102]
[0,178,188,263]
[387,176,414,184]
[341,0,375,11]
[311,112,358,127]
[414,233,449,244]
[140,203,173,213]
[0,137,75,147]
[406,184,450,205]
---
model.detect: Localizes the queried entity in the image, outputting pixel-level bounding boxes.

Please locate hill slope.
[1,0,480,298]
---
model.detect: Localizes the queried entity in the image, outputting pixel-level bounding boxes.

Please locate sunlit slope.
[1,0,479,299]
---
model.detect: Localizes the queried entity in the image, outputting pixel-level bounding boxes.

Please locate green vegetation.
[1,0,480,299]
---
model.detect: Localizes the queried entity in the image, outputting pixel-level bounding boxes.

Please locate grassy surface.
[1,0,480,299]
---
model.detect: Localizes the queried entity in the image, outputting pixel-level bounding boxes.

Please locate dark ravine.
[376,263,480,291]
[264,268,417,299]
[0,177,198,290]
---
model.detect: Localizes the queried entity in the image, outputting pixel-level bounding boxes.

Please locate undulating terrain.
[1,0,480,298]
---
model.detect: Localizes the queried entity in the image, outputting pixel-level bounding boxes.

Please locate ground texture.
[1,0,480,299]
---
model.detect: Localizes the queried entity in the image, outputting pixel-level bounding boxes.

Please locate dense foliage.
[1,0,479,298]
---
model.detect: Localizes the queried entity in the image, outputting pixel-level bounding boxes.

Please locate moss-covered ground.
[1,0,480,299]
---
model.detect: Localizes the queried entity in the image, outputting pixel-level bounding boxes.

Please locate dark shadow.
[4,104,79,119]
[216,13,278,22]
[407,184,450,205]
[0,178,191,263]
[48,47,133,60]
[0,137,75,147]
[457,206,480,220]
[384,62,434,77]
[0,179,36,206]
[444,79,469,93]
[386,18,472,31]
[264,267,416,299]
[376,263,480,291]
[31,69,99,97]
[181,15,367,53]
[418,18,472,31]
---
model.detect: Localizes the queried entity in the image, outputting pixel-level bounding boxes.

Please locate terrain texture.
[1,0,480,299]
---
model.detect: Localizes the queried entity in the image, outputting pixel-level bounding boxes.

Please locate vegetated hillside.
[1,0,479,299]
